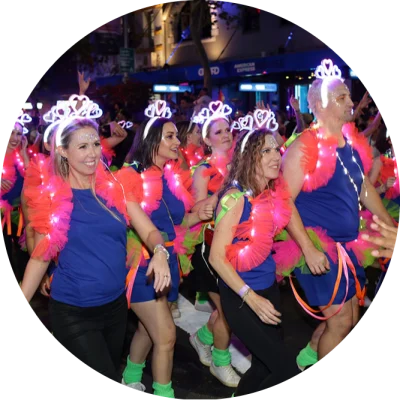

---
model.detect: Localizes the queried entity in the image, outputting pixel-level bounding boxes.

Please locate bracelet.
[153,244,170,261]
[239,288,252,309]
[238,284,250,298]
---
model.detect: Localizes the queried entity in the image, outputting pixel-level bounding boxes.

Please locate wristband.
[238,284,250,299]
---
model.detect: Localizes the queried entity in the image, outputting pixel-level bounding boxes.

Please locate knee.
[155,324,176,352]
[327,314,352,338]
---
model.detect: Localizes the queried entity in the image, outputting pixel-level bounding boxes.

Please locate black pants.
[219,281,299,396]
[3,224,29,282]
[49,293,127,382]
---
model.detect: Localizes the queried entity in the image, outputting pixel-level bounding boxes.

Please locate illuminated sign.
[239,83,277,92]
[153,85,191,93]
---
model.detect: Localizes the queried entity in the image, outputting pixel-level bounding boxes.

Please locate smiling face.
[8,123,23,151]
[256,134,281,187]
[154,121,180,165]
[60,127,101,177]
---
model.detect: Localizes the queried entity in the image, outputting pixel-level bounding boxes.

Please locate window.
[242,7,260,33]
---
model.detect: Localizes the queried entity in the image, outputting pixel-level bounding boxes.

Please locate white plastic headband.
[193,101,233,139]
[16,111,32,134]
[52,94,103,147]
[315,59,344,108]
[240,109,279,154]
[143,100,172,140]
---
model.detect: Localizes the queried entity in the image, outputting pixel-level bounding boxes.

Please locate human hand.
[78,71,91,95]
[289,95,300,112]
[245,290,282,325]
[39,275,51,297]
[303,246,330,275]
[385,177,396,190]
[197,203,214,221]
[146,251,171,292]
[359,91,372,113]
[110,121,127,138]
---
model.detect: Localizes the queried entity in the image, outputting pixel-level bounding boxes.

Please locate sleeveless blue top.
[219,184,276,291]
[295,141,363,242]
[50,189,127,307]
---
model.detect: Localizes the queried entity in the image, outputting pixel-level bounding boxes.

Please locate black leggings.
[49,293,127,382]
[219,281,299,396]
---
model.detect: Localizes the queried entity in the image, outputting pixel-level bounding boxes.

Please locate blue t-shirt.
[295,141,363,242]
[50,189,128,307]
[219,185,276,291]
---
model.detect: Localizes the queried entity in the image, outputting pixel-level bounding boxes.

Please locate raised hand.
[78,71,91,95]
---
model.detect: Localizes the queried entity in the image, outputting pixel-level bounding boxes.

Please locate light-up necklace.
[336,146,366,211]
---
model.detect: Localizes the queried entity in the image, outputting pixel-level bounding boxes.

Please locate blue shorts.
[294,248,366,307]
[129,247,180,303]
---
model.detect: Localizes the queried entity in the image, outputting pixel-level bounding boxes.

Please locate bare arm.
[191,165,218,213]
[20,232,51,302]
[103,122,128,149]
[290,95,306,133]
[126,201,165,251]
[361,112,381,138]
[368,157,383,186]
[209,191,281,325]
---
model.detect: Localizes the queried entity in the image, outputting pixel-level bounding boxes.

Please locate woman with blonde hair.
[21,116,170,383]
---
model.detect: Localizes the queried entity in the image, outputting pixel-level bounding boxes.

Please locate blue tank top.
[219,185,276,291]
[295,141,363,242]
[50,189,128,307]
[150,176,186,241]
[2,166,23,206]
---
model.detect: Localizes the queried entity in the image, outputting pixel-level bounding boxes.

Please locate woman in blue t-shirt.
[20,117,170,383]
[209,128,300,396]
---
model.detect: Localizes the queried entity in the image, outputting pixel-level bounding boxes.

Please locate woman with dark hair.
[209,124,299,396]
[20,116,170,383]
[122,101,212,397]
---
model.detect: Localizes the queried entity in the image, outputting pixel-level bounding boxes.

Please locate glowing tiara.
[16,111,32,134]
[240,109,279,154]
[315,59,344,109]
[143,100,172,140]
[315,59,342,81]
[47,95,103,147]
[193,101,233,139]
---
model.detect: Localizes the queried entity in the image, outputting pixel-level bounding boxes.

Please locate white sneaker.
[121,378,146,391]
[189,332,212,367]
[170,302,181,319]
[210,362,240,388]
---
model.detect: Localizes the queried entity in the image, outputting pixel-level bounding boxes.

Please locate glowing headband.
[118,120,134,130]
[51,94,103,147]
[193,101,233,139]
[240,109,279,154]
[143,100,172,140]
[16,111,32,134]
[315,59,344,108]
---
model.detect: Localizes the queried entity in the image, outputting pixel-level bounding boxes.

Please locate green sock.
[212,347,231,367]
[153,381,175,398]
[296,342,318,368]
[197,324,214,346]
[196,291,209,304]
[122,356,146,384]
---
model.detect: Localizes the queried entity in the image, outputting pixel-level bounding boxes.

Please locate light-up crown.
[315,59,342,81]
[45,95,103,147]
[118,120,134,130]
[315,59,345,109]
[193,101,233,139]
[240,109,279,154]
[16,111,32,134]
[143,100,172,140]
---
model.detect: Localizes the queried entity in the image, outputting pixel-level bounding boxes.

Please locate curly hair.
[221,129,278,198]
